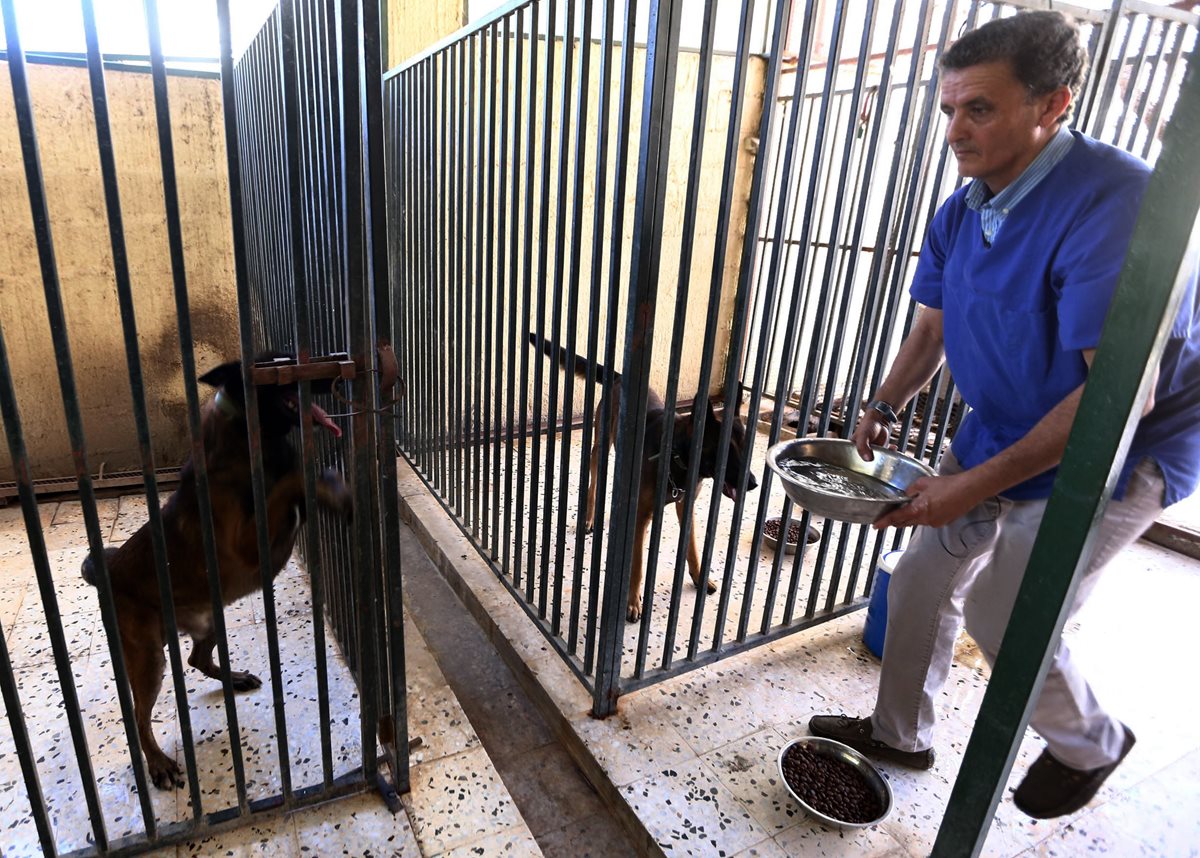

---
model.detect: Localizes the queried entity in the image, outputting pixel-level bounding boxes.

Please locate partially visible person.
[808,10,1200,820]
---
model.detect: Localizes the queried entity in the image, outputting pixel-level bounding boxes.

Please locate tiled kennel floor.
[400,452,1200,858]
[410,426,898,681]
[0,498,538,857]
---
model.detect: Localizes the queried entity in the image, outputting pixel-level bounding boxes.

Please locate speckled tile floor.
[399,452,1200,858]
[408,425,896,683]
[0,498,539,858]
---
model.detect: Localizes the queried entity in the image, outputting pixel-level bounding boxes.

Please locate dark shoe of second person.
[1012,725,1136,819]
[808,714,935,770]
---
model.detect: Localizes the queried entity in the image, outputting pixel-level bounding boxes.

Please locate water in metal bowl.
[766,438,934,524]
[777,737,893,829]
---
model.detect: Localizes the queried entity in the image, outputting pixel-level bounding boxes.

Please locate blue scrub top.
[910,131,1200,506]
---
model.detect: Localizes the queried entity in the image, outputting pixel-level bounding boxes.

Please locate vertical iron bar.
[504,10,524,583]
[81,0,204,813]
[0,614,58,854]
[361,0,409,794]
[473,36,487,541]
[1077,0,1124,133]
[486,19,503,559]
[439,42,451,505]
[515,1,541,599]
[226,0,297,805]
[547,0,579,637]
[1090,6,1137,140]
[801,3,883,619]
[744,0,888,643]
[0,331,86,856]
[468,35,482,537]
[306,0,340,787]
[530,0,557,615]
[280,0,336,791]
[593,0,684,716]
[1115,15,1161,149]
[337,0,382,784]
[555,0,593,640]
[569,0,615,654]
[584,0,638,676]
[688,0,822,662]
[493,14,512,565]
[1141,21,1188,160]
[634,0,719,677]
[362,0,410,792]
[1,0,158,831]
[456,44,468,524]
[161,0,254,813]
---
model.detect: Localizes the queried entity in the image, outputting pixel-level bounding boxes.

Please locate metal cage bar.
[381,0,1197,728]
[1,0,158,836]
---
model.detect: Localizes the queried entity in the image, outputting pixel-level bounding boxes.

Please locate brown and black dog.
[536,338,759,623]
[81,352,350,789]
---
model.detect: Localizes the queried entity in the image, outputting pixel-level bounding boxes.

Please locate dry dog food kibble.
[763,518,809,545]
[781,743,884,825]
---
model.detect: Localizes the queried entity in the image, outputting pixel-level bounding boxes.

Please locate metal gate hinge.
[377,342,401,396]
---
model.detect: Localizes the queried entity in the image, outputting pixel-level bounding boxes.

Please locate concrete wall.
[386,0,467,67]
[0,64,239,483]
[0,8,767,482]
[398,37,767,430]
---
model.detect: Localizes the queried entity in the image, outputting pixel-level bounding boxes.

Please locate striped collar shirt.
[964,127,1075,244]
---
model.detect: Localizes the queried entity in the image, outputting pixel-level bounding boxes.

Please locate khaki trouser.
[870,452,1165,770]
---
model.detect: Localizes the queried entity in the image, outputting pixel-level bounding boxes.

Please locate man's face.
[940,60,1068,194]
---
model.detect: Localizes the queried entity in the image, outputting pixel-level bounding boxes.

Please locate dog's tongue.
[309,402,342,438]
[722,483,740,503]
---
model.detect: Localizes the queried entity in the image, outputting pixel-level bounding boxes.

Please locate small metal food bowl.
[762,515,820,555]
[766,438,934,524]
[777,737,893,829]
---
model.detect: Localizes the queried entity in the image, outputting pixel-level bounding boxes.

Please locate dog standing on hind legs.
[81,352,351,789]
[534,336,759,623]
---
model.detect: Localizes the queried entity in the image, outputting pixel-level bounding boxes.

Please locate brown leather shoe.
[808,714,935,770]
[1013,725,1136,819]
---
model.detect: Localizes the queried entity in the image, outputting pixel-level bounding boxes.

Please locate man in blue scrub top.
[808,11,1200,820]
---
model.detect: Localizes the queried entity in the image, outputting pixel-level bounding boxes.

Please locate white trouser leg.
[962,458,1165,769]
[870,452,1005,752]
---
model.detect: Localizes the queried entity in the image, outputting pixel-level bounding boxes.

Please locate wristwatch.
[865,399,899,425]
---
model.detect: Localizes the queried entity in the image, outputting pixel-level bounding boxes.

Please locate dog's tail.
[528,333,620,385]
[81,547,119,587]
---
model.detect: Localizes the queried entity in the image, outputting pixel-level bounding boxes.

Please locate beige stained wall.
[386,0,467,67]
[0,63,239,483]
[411,38,767,428]
[0,8,767,482]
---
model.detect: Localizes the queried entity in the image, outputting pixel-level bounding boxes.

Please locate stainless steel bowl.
[777,737,893,829]
[766,438,934,524]
[762,515,820,555]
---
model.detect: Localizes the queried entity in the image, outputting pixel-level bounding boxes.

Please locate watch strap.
[865,399,898,424]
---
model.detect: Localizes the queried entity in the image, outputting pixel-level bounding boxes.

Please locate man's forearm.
[872,307,947,412]
[961,384,1084,501]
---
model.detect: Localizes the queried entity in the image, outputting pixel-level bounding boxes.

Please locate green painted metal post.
[931,54,1200,857]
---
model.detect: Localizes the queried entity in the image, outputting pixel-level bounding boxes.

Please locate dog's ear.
[199,360,243,391]
[705,396,721,427]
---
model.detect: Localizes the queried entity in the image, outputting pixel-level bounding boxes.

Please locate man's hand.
[852,413,891,461]
[872,470,986,530]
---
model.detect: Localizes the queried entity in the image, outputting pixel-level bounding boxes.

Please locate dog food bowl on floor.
[777,737,893,829]
[766,438,934,524]
[762,514,821,554]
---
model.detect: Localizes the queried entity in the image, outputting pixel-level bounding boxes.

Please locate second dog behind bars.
[81,352,351,789]
[535,337,759,623]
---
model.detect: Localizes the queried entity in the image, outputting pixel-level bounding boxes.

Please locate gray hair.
[941,11,1088,123]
